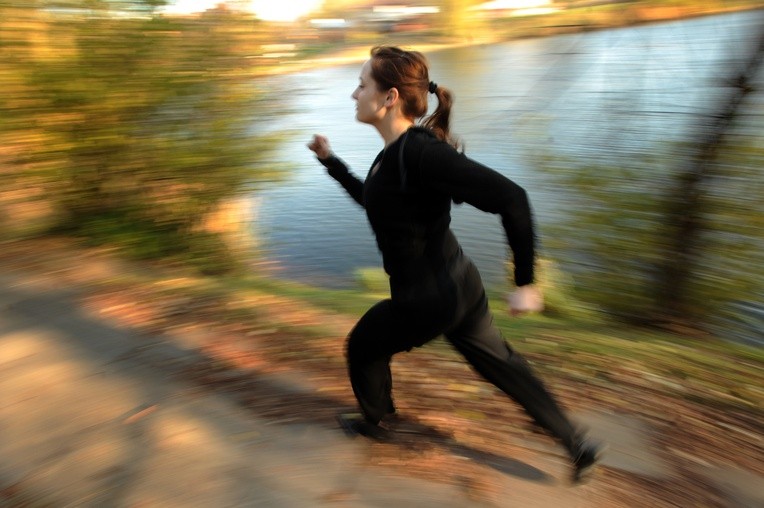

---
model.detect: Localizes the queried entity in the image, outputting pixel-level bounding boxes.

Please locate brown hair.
[369,46,455,145]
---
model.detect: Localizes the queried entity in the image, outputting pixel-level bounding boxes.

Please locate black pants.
[346,259,577,450]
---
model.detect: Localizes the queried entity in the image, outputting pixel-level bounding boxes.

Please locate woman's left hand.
[308,134,332,160]
[507,285,544,317]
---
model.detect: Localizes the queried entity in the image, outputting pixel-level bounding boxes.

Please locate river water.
[253,10,763,309]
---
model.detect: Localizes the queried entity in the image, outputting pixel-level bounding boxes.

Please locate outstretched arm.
[308,135,365,208]
[417,142,536,288]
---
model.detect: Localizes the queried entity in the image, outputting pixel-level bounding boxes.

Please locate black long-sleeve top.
[319,127,536,294]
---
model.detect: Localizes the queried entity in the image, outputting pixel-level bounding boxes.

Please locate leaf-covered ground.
[1,238,761,507]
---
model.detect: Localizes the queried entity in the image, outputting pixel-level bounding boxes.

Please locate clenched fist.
[507,285,544,317]
[308,134,332,160]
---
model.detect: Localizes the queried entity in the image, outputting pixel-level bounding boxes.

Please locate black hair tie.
[428,81,438,94]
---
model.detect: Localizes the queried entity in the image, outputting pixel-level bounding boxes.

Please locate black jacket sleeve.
[416,142,536,287]
[318,154,365,208]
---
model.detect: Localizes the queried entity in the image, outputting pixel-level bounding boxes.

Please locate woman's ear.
[385,87,400,107]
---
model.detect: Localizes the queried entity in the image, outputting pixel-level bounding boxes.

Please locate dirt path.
[1,238,762,507]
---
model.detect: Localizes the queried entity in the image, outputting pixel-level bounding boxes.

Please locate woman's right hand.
[308,134,332,159]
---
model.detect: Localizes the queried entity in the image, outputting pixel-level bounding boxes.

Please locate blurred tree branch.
[655,14,764,323]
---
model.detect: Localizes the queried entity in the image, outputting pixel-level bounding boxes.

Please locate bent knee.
[346,332,376,364]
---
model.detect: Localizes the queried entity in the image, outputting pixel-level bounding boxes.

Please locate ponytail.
[422,84,456,147]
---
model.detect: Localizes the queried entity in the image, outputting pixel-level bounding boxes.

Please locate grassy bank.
[8,235,762,412]
[16,235,755,414]
[242,270,763,409]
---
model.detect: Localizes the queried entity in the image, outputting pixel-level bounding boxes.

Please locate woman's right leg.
[445,293,578,449]
[445,292,603,481]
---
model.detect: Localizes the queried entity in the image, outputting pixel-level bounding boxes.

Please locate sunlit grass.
[127,262,762,412]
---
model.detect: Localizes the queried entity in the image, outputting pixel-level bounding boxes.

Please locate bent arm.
[418,144,536,286]
[318,155,365,208]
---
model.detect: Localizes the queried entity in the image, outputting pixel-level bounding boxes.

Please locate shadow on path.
[0,278,556,507]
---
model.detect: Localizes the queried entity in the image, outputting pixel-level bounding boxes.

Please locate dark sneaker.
[381,411,406,426]
[352,419,393,442]
[571,440,605,484]
[337,413,392,442]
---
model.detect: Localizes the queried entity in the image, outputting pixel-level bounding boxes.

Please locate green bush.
[0,2,280,273]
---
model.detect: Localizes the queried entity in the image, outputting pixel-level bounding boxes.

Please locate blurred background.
[1,0,762,345]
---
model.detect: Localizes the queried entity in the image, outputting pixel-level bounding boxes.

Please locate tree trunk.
[655,16,764,325]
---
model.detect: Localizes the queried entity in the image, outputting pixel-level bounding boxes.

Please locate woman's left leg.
[346,299,433,425]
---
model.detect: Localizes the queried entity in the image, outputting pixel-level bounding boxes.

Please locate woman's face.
[351,60,388,125]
